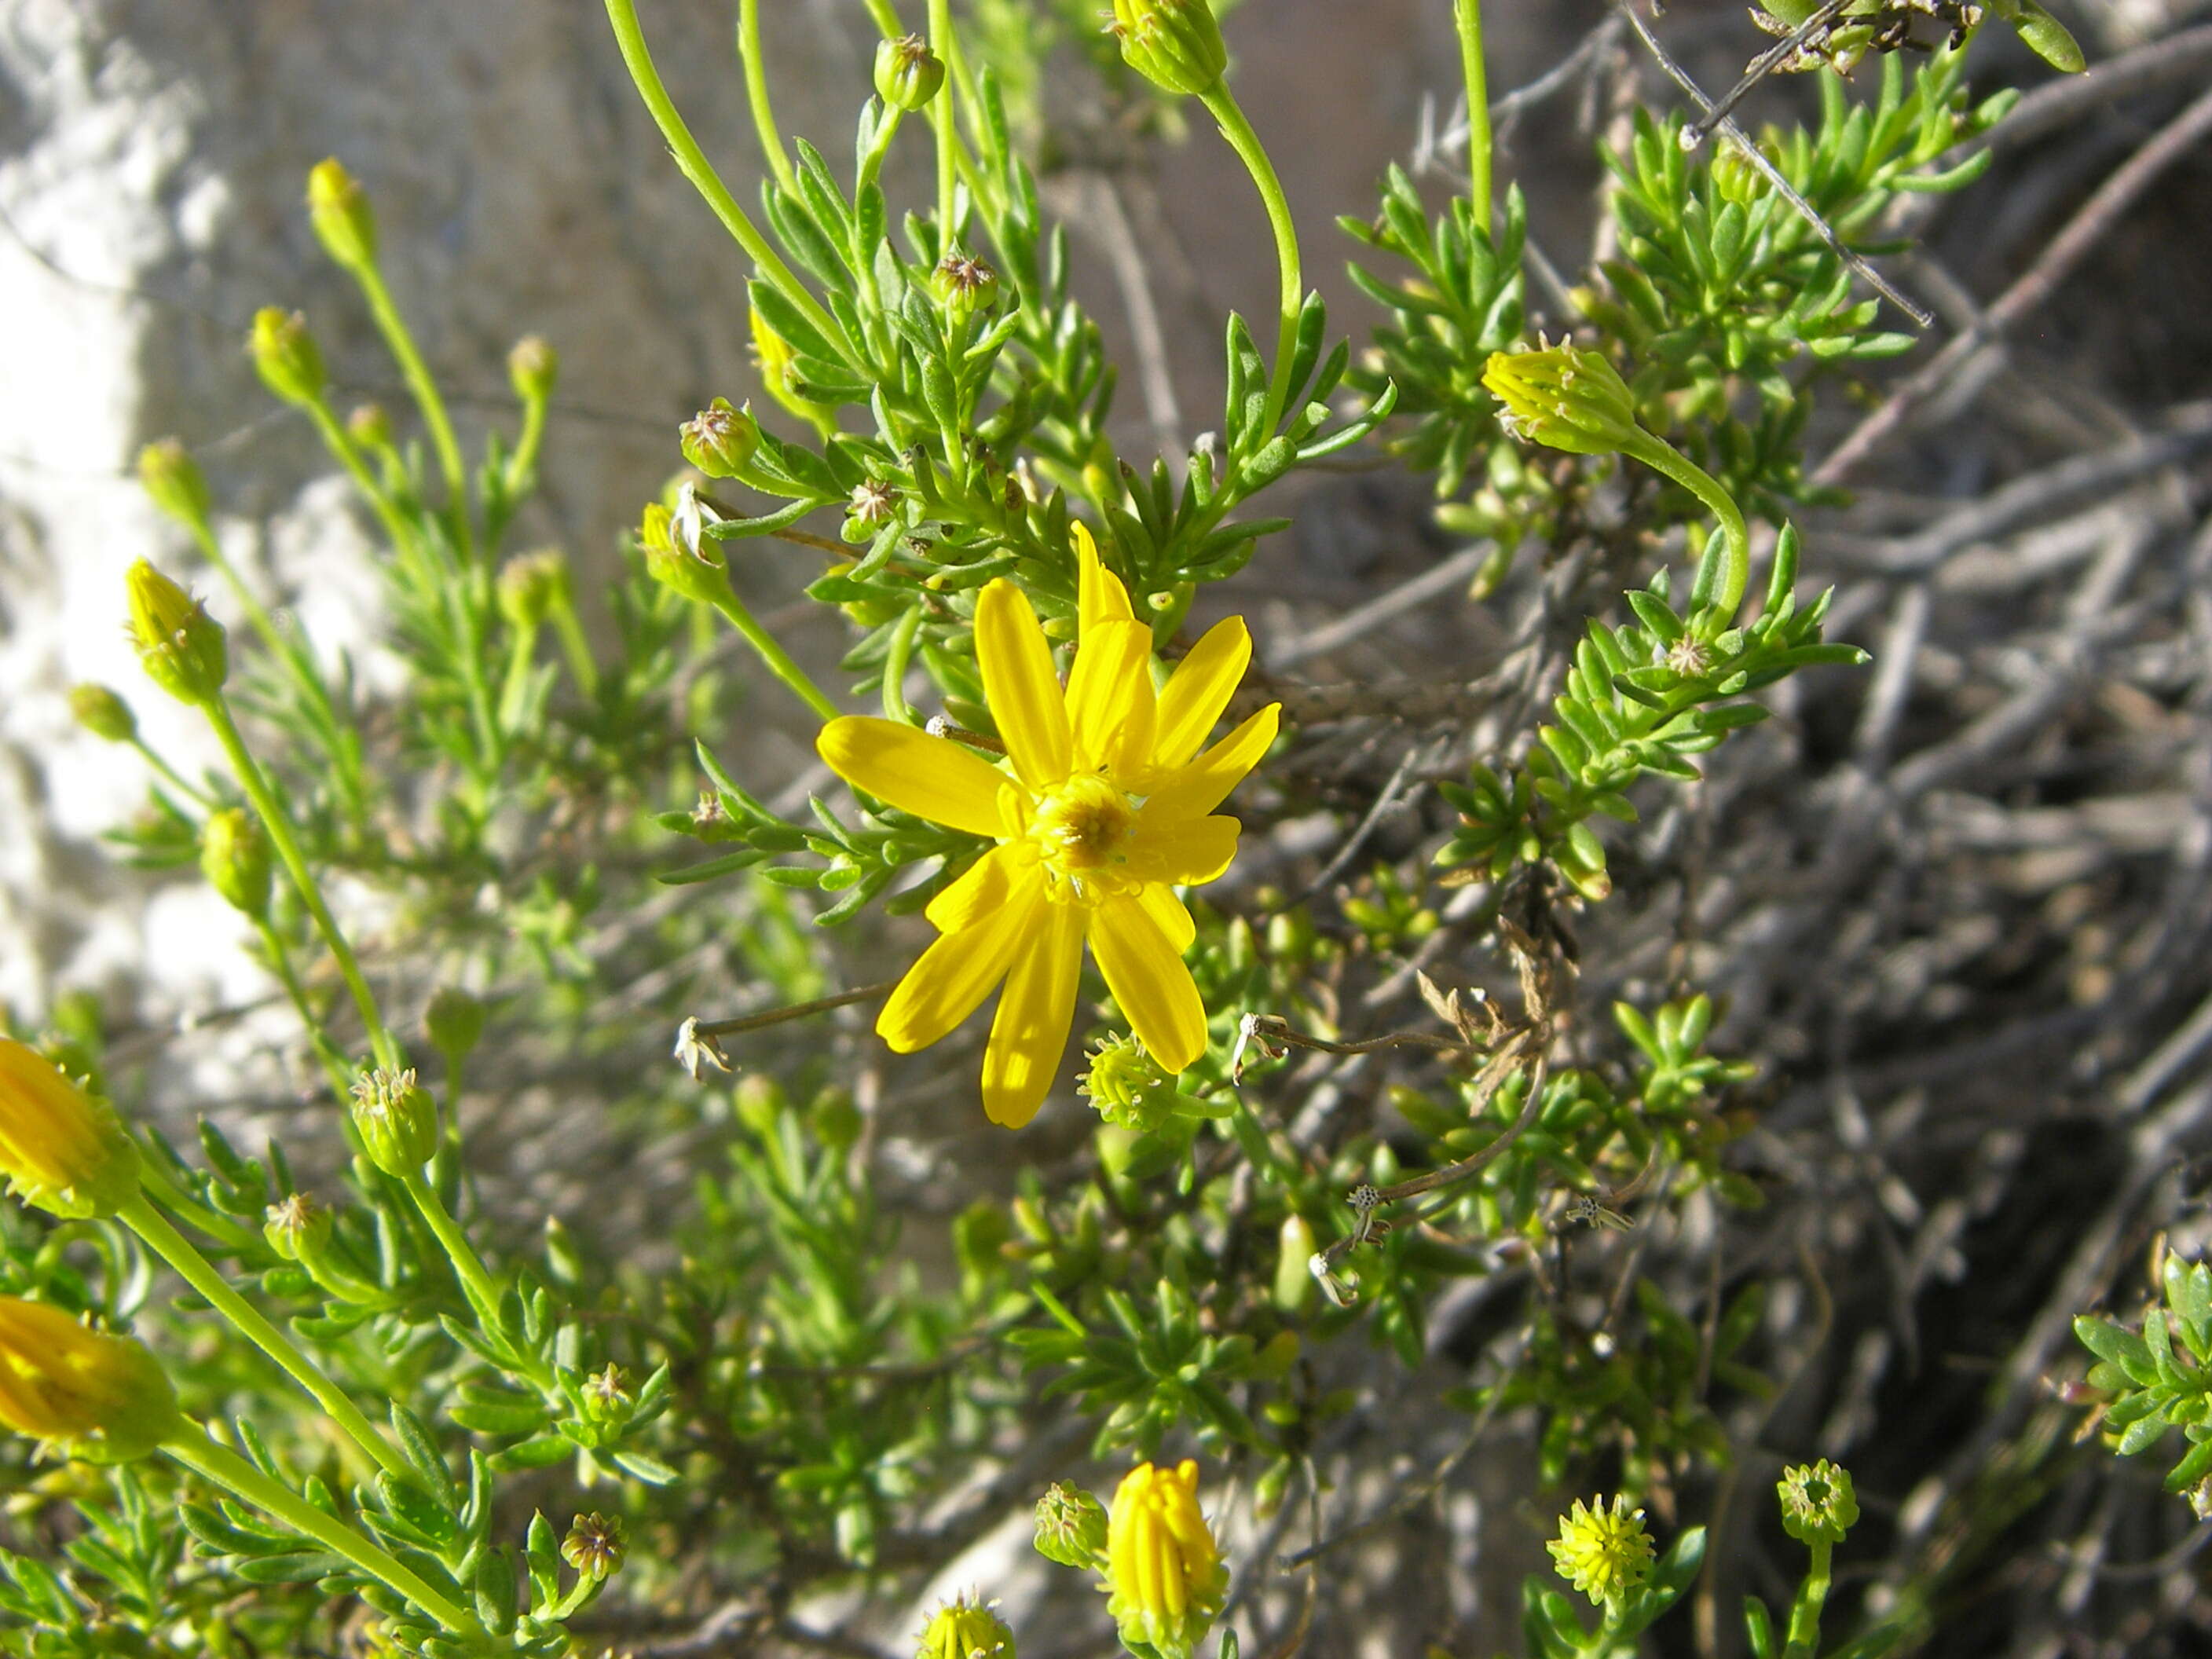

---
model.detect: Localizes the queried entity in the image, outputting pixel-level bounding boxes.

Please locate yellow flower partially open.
[1105,1459,1224,1658]
[0,1297,181,1460]
[817,526,1277,1127]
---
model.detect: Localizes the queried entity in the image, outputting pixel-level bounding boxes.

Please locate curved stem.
[398,1170,556,1392]
[548,593,600,697]
[881,605,921,723]
[1200,85,1304,445]
[708,588,840,721]
[202,697,398,1070]
[928,0,958,244]
[604,0,857,372]
[738,0,799,196]
[123,1198,408,1481]
[351,262,473,564]
[253,917,355,1098]
[163,1429,478,1636]
[503,390,549,504]
[1621,433,1750,627]
[127,738,214,808]
[301,400,416,557]
[1452,0,1493,231]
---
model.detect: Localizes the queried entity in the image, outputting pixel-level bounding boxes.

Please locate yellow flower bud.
[0,1298,181,1460]
[1105,1460,1225,1659]
[1547,1493,1653,1606]
[305,157,377,272]
[200,808,273,918]
[1108,0,1229,97]
[137,438,211,531]
[1481,343,1641,459]
[125,560,229,706]
[916,1595,1015,1659]
[247,307,327,407]
[68,683,137,745]
[0,1038,141,1220]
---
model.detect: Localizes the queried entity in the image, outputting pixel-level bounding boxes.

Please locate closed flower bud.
[1777,1459,1859,1547]
[262,1192,332,1262]
[305,158,376,272]
[69,683,137,745]
[137,439,211,530]
[874,34,946,112]
[200,808,273,918]
[580,1363,632,1423]
[125,561,229,706]
[679,397,761,479]
[348,1068,438,1177]
[639,499,732,607]
[509,335,559,405]
[1105,1461,1224,1659]
[0,1298,182,1460]
[1108,0,1229,97]
[1547,1494,1653,1606]
[348,402,394,450]
[916,1595,1015,1659]
[497,549,570,631]
[248,308,327,407]
[1481,343,1641,458]
[931,251,998,324]
[424,986,487,1063]
[1034,1481,1110,1570]
[0,1038,141,1220]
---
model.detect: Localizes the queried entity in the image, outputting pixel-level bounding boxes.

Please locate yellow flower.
[0,1037,141,1220]
[0,1298,182,1459]
[818,526,1276,1127]
[1104,1459,1224,1659]
[1547,1493,1654,1606]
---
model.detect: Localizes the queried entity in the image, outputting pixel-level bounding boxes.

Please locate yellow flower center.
[1029,773,1137,878]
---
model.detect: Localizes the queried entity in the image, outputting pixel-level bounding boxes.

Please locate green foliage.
[2075,1254,2212,1502]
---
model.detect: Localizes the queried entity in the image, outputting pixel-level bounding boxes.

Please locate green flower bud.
[580,1363,632,1423]
[1481,342,1640,458]
[125,561,228,705]
[1033,1481,1109,1571]
[348,1068,438,1177]
[561,1512,626,1580]
[424,987,488,1063]
[930,250,999,324]
[496,549,570,631]
[137,439,211,531]
[509,335,560,405]
[262,1192,333,1263]
[347,402,394,450]
[1078,1036,1175,1133]
[68,684,137,745]
[1273,1213,1317,1313]
[1108,0,1229,97]
[916,1595,1016,1659]
[200,808,273,919]
[247,308,326,407]
[639,497,732,607]
[0,1298,182,1460]
[679,397,761,480]
[1547,1494,1653,1606]
[1777,1459,1859,1546]
[305,158,376,272]
[874,33,946,112]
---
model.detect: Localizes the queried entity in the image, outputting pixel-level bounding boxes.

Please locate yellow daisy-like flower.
[817,526,1277,1128]
[1104,1459,1225,1659]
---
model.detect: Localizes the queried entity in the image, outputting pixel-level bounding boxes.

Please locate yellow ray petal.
[1143,703,1280,824]
[1066,618,1156,778]
[818,716,1009,838]
[1133,881,1196,954]
[976,578,1071,791]
[1152,616,1251,773]
[1075,521,1136,635]
[1126,813,1240,888]
[981,899,1086,1127]
[877,870,1045,1052]
[1090,895,1207,1071]
[925,844,1023,933]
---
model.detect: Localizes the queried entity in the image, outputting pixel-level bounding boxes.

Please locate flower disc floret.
[816,525,1276,1127]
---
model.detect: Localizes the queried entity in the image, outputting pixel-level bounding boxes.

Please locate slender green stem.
[1620,433,1751,627]
[1452,0,1492,231]
[548,595,600,696]
[253,917,355,1098]
[131,1163,258,1252]
[860,0,902,35]
[857,102,906,201]
[738,0,799,196]
[881,605,921,723]
[496,624,539,734]
[123,1198,408,1480]
[163,1430,478,1635]
[301,401,416,556]
[1782,1538,1833,1659]
[928,0,958,243]
[604,0,857,371]
[351,262,472,562]
[503,391,549,504]
[397,1170,556,1391]
[128,738,213,808]
[1200,85,1304,445]
[202,697,398,1070]
[708,588,840,721]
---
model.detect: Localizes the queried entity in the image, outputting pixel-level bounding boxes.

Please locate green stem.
[131,1163,258,1252]
[860,0,902,35]
[881,605,921,723]
[128,738,213,808]
[496,624,540,734]
[738,0,799,196]
[163,1430,478,1636]
[708,587,840,721]
[1452,0,1493,231]
[1621,432,1750,628]
[351,261,473,562]
[548,595,600,696]
[503,390,549,504]
[1200,85,1304,445]
[1782,1538,1833,1659]
[397,1170,556,1391]
[302,400,417,557]
[604,0,857,371]
[203,697,398,1070]
[253,917,355,1098]
[928,0,958,244]
[122,1198,408,1480]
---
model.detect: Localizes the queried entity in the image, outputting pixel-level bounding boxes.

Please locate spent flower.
[0,1298,181,1459]
[1547,1494,1654,1606]
[874,34,946,112]
[1777,1459,1859,1547]
[562,1513,627,1579]
[816,525,1277,1126]
[0,1037,141,1220]
[1105,1459,1224,1659]
[349,1068,438,1177]
[1033,1481,1110,1570]
[679,397,762,479]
